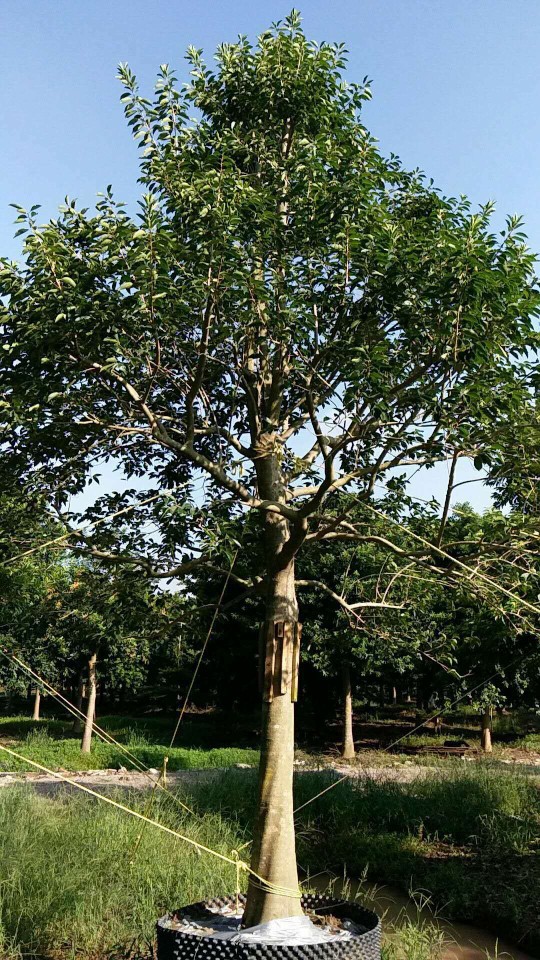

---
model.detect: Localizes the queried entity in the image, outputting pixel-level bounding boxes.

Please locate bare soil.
[4,753,539,797]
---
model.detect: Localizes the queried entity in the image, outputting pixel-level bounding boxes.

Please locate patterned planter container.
[157,893,381,960]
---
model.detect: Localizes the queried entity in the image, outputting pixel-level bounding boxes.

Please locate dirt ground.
[1,752,539,797]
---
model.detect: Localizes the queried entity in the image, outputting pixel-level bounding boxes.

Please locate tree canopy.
[1,12,538,569]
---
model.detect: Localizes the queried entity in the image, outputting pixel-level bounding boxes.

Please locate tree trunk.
[243,500,302,926]
[81,654,97,754]
[481,707,492,753]
[31,688,41,721]
[392,685,397,705]
[73,673,85,733]
[341,663,355,761]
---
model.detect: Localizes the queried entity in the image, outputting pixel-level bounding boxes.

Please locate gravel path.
[0,767,222,796]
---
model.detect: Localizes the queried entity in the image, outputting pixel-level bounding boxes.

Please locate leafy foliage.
[0,14,538,584]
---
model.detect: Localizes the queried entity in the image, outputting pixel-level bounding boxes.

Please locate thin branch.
[436,450,460,547]
[185,289,215,443]
[68,537,254,586]
[295,578,404,619]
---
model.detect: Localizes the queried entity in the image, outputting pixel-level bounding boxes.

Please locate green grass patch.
[0,721,260,772]
[294,767,540,953]
[0,784,455,960]
[0,787,243,959]
[510,732,540,751]
[190,766,540,953]
[0,716,539,958]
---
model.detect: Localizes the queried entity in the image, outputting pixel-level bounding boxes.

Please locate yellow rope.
[232,849,241,913]
[0,743,238,863]
[0,648,196,818]
[9,489,531,892]
[0,743,301,900]
[0,589,281,896]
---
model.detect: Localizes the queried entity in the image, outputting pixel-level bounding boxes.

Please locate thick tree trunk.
[81,654,97,754]
[31,688,41,721]
[73,673,85,733]
[481,707,492,753]
[341,663,355,761]
[243,503,302,926]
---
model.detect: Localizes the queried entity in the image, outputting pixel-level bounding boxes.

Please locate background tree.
[1,13,538,924]
[294,508,422,759]
[0,492,184,735]
[0,496,72,716]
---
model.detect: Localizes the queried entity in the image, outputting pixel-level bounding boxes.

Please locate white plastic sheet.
[232,915,357,944]
[169,906,364,944]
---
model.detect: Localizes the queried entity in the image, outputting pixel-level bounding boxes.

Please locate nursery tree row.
[2,492,538,758]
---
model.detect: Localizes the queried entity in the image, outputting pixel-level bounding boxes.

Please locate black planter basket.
[157,893,381,960]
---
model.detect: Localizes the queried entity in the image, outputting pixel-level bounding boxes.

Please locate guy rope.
[0,740,301,902]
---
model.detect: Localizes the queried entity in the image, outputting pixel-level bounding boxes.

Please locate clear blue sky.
[2,0,538,513]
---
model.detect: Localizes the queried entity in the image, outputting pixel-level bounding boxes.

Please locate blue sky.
[2,0,539,513]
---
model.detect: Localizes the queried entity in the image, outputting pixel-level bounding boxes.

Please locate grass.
[192,765,540,954]
[0,710,539,957]
[0,787,452,960]
[1,706,539,774]
[0,718,260,772]
[381,904,448,960]
[0,788,243,959]
[512,732,540,751]
[0,764,536,958]
[297,768,540,954]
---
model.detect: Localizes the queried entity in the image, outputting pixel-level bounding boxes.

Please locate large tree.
[1,13,538,924]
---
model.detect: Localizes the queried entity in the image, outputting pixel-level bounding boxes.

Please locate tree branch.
[295,579,404,621]
[185,288,215,444]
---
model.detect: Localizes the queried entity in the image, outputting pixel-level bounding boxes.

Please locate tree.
[47,562,180,750]
[0,491,182,739]
[0,495,72,714]
[292,504,422,759]
[373,504,540,740]
[1,13,538,923]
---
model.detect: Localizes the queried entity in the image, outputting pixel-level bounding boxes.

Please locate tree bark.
[73,673,85,733]
[243,464,302,927]
[481,707,492,753]
[81,654,97,754]
[341,663,355,761]
[31,688,41,721]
